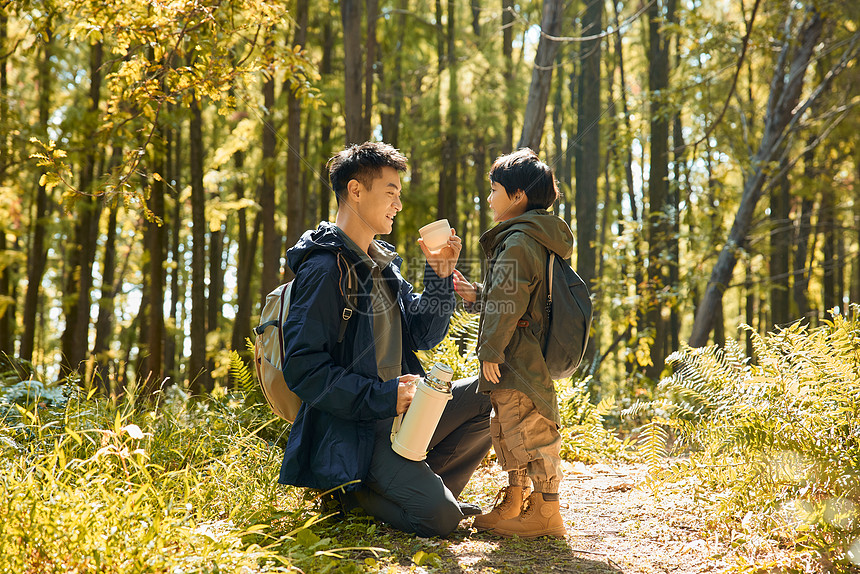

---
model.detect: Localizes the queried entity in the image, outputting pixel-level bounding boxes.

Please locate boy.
[453,148,573,538]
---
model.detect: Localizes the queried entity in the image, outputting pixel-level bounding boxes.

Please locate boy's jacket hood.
[479,209,573,259]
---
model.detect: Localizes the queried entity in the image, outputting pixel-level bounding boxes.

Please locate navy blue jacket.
[277,222,455,491]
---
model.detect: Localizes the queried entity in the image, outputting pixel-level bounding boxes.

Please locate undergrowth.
[628,304,860,572]
[0,311,624,573]
[0,377,382,573]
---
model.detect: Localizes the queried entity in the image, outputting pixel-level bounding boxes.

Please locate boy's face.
[352,166,403,235]
[488,181,524,223]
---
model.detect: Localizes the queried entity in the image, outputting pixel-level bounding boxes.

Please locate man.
[278,141,492,537]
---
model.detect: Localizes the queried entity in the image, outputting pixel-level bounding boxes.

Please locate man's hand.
[396,374,420,414]
[418,229,462,278]
[482,361,501,384]
[452,269,477,303]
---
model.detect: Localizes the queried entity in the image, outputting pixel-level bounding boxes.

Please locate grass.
[0,355,627,573]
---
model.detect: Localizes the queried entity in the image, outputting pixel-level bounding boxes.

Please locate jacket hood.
[286,221,398,274]
[480,209,573,259]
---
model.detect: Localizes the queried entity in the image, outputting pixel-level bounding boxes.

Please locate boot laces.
[491,486,519,512]
[519,494,538,518]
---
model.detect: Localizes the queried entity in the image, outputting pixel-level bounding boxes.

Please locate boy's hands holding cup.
[452,269,477,303]
[418,219,461,278]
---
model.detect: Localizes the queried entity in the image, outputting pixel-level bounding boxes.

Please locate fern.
[230,348,261,401]
[630,303,860,572]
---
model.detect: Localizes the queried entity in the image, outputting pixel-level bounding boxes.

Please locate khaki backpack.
[254,253,358,422]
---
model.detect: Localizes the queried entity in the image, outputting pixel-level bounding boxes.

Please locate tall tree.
[645,0,675,377]
[259,36,279,302]
[21,19,53,362]
[92,198,119,390]
[317,18,335,225]
[518,0,563,151]
[0,3,12,354]
[341,0,364,144]
[285,0,309,270]
[60,41,104,377]
[142,133,166,390]
[165,116,182,381]
[689,9,835,347]
[574,0,601,286]
[502,0,514,153]
[188,93,209,392]
[769,159,791,326]
[437,0,459,230]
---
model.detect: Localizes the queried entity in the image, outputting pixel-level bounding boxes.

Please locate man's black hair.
[328,142,408,204]
[489,148,559,211]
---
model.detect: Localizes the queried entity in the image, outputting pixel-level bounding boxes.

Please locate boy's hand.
[482,361,501,384]
[396,374,420,414]
[418,229,461,278]
[452,269,477,303]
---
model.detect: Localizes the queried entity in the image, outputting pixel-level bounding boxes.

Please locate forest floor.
[361,460,796,574]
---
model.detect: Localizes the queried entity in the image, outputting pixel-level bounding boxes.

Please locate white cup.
[419,219,451,251]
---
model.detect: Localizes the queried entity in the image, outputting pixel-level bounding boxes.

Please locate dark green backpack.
[542,252,593,379]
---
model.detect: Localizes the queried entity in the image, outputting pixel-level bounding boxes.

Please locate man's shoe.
[458,501,483,516]
[492,492,566,539]
[472,485,528,531]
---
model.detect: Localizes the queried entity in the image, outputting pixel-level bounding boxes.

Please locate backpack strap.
[336,252,359,343]
[253,319,279,336]
[542,251,556,354]
[546,252,555,310]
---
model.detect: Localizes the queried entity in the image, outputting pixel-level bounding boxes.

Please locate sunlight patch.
[847,538,860,565]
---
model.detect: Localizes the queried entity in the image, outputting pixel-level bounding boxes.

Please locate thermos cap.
[428,362,454,383]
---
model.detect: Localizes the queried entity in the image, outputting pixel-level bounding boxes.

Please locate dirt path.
[416,460,779,573]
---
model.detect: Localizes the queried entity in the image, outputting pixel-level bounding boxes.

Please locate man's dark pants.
[341,375,491,537]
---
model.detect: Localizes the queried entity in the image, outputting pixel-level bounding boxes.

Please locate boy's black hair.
[328,142,408,204]
[489,148,559,211]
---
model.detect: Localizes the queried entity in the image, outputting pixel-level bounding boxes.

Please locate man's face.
[355,166,403,235]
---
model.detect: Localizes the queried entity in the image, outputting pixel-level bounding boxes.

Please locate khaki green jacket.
[472,210,574,425]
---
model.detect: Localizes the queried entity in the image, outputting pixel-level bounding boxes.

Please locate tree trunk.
[92,199,119,392]
[61,41,104,377]
[437,0,459,230]
[518,0,563,151]
[853,158,860,311]
[574,0,600,287]
[502,0,514,153]
[285,0,309,275]
[849,155,860,316]
[341,0,364,144]
[689,9,824,347]
[21,25,53,362]
[379,0,405,249]
[189,93,209,392]
[364,0,377,140]
[821,181,836,314]
[143,139,165,392]
[259,45,279,301]
[0,7,11,354]
[645,0,674,376]
[165,118,182,381]
[230,149,252,355]
[318,19,335,225]
[769,158,791,326]
[207,223,223,340]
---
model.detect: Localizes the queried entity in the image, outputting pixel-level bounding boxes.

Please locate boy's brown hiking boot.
[492,491,567,538]
[472,485,528,531]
